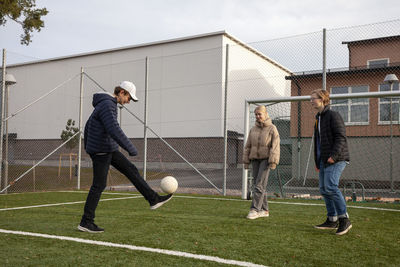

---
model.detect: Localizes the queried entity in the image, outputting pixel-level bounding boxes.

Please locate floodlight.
[383,74,399,84]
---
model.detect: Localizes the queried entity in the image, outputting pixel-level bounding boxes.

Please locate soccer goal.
[242,90,400,200]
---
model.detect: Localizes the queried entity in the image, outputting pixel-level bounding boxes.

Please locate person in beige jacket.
[243,105,280,219]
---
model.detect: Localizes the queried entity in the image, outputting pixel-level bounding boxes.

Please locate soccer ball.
[160,176,178,194]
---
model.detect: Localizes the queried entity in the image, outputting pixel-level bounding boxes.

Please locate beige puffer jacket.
[243,116,280,167]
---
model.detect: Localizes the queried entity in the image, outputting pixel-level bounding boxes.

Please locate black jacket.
[84,92,138,156]
[314,105,350,169]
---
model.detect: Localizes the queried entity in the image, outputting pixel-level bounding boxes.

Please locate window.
[367,58,389,68]
[379,82,400,124]
[330,85,369,125]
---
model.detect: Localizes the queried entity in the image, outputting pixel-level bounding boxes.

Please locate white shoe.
[258,210,269,217]
[246,210,259,220]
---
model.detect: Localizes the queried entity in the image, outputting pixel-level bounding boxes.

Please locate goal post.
[242,90,400,200]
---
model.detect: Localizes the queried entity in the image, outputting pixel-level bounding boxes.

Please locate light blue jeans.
[319,160,348,219]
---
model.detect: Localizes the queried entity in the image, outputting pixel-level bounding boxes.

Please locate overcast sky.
[1,0,399,64]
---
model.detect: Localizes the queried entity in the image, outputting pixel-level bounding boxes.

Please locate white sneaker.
[258,210,269,217]
[246,210,259,220]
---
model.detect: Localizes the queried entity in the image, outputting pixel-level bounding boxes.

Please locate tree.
[60,119,80,152]
[0,0,49,45]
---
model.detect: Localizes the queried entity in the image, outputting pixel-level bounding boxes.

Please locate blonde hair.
[254,105,267,114]
[311,89,330,106]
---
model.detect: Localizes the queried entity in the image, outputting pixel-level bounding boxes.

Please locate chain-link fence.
[1,19,399,200]
[244,89,400,201]
[0,63,82,193]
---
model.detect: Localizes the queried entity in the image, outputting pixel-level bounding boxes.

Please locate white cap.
[119,81,138,102]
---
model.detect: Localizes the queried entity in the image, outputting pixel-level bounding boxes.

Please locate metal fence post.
[223,44,229,196]
[143,57,149,180]
[0,49,6,192]
[389,91,393,192]
[242,100,250,199]
[77,67,84,190]
[322,28,327,91]
[4,72,9,194]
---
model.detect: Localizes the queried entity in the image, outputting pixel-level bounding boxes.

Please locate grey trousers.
[250,159,271,211]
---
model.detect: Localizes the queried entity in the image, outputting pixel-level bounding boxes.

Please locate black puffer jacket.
[84,92,138,156]
[314,105,350,169]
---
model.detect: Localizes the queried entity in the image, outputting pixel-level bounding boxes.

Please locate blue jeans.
[319,160,347,218]
[81,150,158,223]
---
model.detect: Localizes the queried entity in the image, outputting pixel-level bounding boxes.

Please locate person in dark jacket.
[78,81,172,233]
[311,89,352,236]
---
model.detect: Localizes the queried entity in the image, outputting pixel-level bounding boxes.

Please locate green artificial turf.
[0,192,399,266]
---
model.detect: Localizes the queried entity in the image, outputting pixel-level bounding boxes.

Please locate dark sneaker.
[314,218,339,229]
[336,217,352,235]
[77,222,104,233]
[150,194,173,210]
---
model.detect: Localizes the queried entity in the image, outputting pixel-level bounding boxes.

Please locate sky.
[1,0,400,65]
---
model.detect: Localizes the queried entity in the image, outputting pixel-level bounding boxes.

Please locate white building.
[2,31,291,170]
[5,31,290,140]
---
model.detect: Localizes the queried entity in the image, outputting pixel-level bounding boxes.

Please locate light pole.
[383,74,399,193]
[1,73,16,193]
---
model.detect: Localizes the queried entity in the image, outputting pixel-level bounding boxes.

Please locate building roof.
[222,33,291,73]
[5,31,291,73]
[285,62,400,80]
[342,35,400,45]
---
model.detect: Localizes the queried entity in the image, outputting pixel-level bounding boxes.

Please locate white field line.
[344,205,400,212]
[0,229,267,267]
[0,191,141,196]
[96,193,400,212]
[173,196,400,212]
[0,196,142,212]
[1,191,399,213]
[269,200,400,212]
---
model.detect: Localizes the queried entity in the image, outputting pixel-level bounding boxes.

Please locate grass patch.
[0,192,399,266]
[5,165,169,193]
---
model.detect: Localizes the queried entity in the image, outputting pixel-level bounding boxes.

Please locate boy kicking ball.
[78,81,172,233]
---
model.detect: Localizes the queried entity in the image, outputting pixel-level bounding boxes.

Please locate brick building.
[286,35,400,190]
